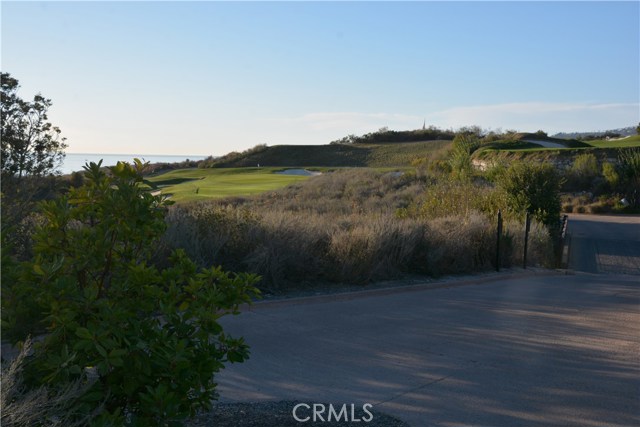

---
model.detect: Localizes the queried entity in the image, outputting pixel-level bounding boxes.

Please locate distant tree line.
[330,126,456,145]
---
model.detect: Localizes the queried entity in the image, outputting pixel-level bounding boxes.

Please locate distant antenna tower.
[422,119,426,130]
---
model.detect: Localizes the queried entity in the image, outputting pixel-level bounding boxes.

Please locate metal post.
[496,209,503,272]
[523,211,531,269]
[557,215,569,267]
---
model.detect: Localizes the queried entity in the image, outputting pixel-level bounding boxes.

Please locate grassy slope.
[151,135,638,202]
[584,135,640,148]
[147,167,310,202]
[148,140,451,202]
[212,140,452,168]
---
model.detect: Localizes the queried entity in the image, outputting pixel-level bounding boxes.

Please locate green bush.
[497,161,562,228]
[448,133,481,180]
[3,160,260,426]
[617,148,640,207]
[567,153,599,190]
[602,162,619,190]
[403,179,505,220]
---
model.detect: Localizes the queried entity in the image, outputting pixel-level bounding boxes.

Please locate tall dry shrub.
[162,168,555,291]
[243,211,331,290]
[428,212,496,274]
[327,216,429,283]
[164,203,258,271]
[506,219,554,267]
[401,179,503,220]
[1,338,101,427]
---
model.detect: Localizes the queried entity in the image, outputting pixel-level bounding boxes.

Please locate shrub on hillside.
[2,161,259,425]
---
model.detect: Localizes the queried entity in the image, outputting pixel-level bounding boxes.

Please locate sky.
[1,1,639,156]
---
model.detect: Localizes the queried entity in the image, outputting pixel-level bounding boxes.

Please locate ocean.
[61,153,208,175]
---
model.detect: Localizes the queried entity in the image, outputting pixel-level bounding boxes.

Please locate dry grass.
[1,338,101,427]
[163,169,554,290]
[561,193,623,214]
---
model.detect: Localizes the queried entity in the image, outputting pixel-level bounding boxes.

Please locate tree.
[3,160,260,425]
[1,72,67,181]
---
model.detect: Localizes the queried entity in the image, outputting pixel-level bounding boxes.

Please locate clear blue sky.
[2,1,638,156]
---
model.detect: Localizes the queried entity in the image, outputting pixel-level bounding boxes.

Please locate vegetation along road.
[216,215,640,426]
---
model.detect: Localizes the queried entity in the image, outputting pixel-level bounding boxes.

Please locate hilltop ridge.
[197,125,638,169]
[200,140,452,168]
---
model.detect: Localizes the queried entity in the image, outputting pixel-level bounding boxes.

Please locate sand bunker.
[275,169,322,176]
[523,139,567,149]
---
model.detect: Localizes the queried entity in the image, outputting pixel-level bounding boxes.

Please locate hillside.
[205,140,452,168]
[511,132,588,148]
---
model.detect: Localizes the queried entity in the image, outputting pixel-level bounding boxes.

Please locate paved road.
[567,214,640,274]
[217,215,640,426]
[218,273,639,426]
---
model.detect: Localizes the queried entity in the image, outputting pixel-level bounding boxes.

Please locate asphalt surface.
[217,215,640,426]
[567,214,640,274]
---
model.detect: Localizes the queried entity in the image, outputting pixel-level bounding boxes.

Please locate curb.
[241,269,564,311]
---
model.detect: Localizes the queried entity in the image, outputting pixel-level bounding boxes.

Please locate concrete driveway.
[217,215,640,426]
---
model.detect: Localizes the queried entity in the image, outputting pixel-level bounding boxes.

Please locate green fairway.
[584,135,640,148]
[479,135,640,154]
[147,167,313,202]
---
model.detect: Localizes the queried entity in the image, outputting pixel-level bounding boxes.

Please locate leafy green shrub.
[567,153,599,190]
[3,161,260,425]
[617,148,640,208]
[497,161,562,228]
[602,162,619,190]
[448,133,481,180]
